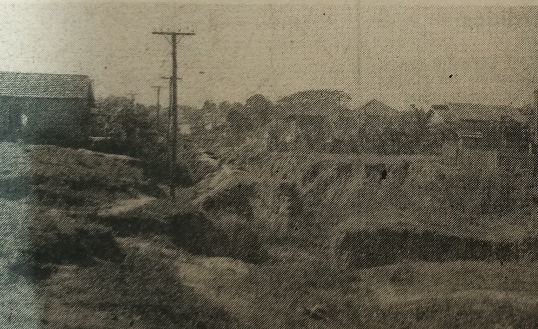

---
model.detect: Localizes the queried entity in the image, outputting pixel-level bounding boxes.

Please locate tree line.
[87,90,451,165]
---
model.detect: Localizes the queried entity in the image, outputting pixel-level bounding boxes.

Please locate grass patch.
[9,213,125,283]
[40,252,244,329]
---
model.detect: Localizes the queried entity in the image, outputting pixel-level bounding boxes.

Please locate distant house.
[0,71,94,145]
[276,89,352,118]
[432,102,533,171]
[430,102,528,149]
[357,99,398,124]
[429,103,527,126]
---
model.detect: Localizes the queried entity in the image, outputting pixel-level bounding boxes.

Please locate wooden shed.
[0,71,94,145]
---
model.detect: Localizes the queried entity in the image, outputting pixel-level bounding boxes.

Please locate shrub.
[389,261,416,284]
[29,216,125,266]
[168,212,229,256]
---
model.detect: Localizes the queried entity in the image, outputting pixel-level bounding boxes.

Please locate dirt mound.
[93,196,268,264]
[195,151,538,250]
[194,152,431,244]
[333,226,538,269]
[0,142,164,207]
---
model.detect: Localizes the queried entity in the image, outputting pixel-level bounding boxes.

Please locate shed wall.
[0,96,90,145]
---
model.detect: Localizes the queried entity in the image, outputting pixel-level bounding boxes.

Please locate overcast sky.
[1,1,538,110]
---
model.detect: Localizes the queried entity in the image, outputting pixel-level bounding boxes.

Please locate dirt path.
[377,288,538,307]
[97,195,155,217]
[175,256,259,325]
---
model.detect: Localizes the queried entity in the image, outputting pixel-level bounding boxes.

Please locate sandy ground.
[176,255,258,325]
[97,196,156,217]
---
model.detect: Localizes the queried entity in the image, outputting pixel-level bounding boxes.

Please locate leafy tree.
[90,95,194,187]
[226,109,253,134]
[218,101,232,114]
[245,94,274,126]
[201,100,217,114]
[216,101,232,127]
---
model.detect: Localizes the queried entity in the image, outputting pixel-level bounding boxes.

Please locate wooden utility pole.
[161,76,183,147]
[153,30,194,199]
[151,86,162,120]
[161,76,182,124]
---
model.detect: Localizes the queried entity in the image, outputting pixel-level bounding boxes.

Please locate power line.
[152,30,195,199]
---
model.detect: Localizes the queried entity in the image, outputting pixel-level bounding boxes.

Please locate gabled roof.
[432,102,526,124]
[456,129,483,139]
[0,71,94,100]
[276,89,352,116]
[358,99,398,117]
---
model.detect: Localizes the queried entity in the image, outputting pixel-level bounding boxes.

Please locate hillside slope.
[195,149,538,250]
[0,142,241,329]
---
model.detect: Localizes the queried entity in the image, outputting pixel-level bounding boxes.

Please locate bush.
[168,212,229,256]
[227,225,269,264]
[29,216,125,266]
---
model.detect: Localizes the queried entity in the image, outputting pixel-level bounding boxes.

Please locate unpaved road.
[176,256,258,325]
[97,196,156,217]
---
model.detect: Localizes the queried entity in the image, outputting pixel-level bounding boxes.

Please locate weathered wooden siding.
[0,96,90,145]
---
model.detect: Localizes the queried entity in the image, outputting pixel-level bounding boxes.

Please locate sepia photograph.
[1,0,538,328]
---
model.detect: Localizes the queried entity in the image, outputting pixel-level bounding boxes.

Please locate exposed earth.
[1,141,538,328]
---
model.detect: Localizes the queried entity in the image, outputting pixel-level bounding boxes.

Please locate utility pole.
[534,90,538,145]
[151,86,162,120]
[161,76,183,145]
[153,30,195,199]
[161,76,182,124]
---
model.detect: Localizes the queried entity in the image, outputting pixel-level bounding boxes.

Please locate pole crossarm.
[161,76,182,80]
[152,31,195,36]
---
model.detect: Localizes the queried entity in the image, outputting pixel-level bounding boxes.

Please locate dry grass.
[0,142,163,209]
[198,253,538,329]
[39,250,244,329]
[5,141,538,328]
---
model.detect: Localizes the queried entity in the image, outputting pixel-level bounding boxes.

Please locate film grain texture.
[1,1,538,328]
